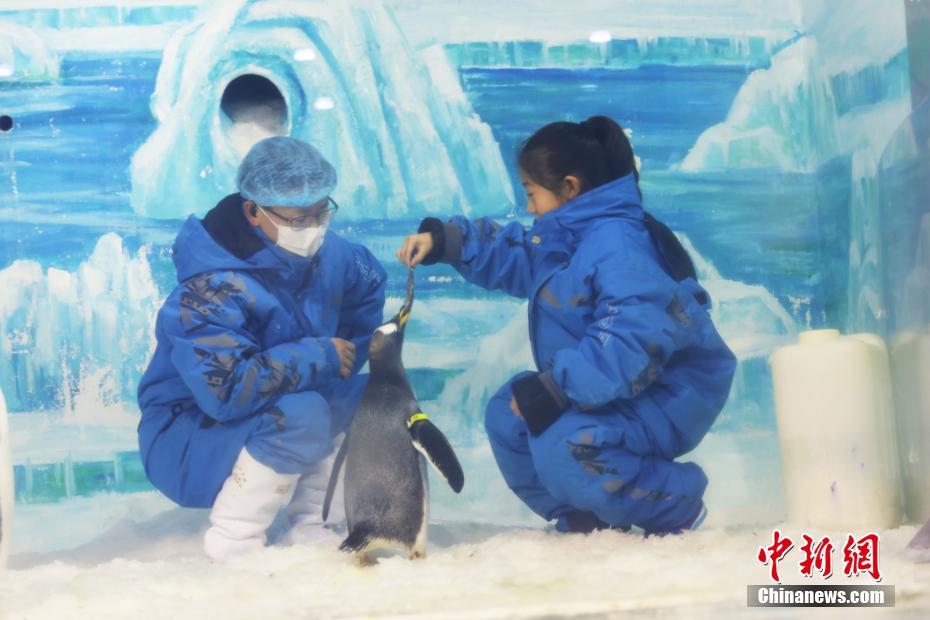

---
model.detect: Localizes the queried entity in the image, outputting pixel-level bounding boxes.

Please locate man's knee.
[248,391,336,471]
[269,391,331,435]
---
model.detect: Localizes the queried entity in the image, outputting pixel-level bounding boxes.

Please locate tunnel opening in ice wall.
[220,73,288,157]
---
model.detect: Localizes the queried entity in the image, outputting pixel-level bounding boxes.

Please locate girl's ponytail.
[579,115,639,187]
[518,117,636,195]
[643,213,698,282]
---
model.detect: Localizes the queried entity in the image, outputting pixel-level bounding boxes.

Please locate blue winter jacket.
[137,194,386,505]
[430,174,736,458]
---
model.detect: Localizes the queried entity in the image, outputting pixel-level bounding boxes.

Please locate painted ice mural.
[679,0,913,334]
[0,20,58,81]
[0,0,923,558]
[130,0,512,220]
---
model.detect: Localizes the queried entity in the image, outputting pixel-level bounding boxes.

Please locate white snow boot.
[281,433,345,545]
[203,447,299,561]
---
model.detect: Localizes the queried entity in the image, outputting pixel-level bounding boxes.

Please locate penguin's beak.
[397,303,411,329]
[383,302,409,339]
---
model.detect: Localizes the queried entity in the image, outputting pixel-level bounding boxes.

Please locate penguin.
[323,268,464,563]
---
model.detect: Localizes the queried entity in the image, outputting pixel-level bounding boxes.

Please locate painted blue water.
[1,56,168,273]
[460,65,753,180]
[0,57,837,319]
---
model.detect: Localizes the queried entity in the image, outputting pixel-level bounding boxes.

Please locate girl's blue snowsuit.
[427,174,736,533]
[137,194,386,508]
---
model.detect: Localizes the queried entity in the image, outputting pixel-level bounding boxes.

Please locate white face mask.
[259,208,327,258]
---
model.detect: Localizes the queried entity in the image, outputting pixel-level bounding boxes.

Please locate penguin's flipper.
[322,433,350,522]
[408,417,464,493]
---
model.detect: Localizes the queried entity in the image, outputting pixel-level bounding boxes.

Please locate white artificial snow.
[2,490,929,618]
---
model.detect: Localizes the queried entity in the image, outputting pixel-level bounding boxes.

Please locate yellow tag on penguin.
[407,412,429,428]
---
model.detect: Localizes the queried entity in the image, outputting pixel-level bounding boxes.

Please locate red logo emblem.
[757,530,794,583]
[843,533,881,581]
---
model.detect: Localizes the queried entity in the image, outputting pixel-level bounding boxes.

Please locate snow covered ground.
[2,489,930,618]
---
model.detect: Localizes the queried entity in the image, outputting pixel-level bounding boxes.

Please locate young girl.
[397,116,736,535]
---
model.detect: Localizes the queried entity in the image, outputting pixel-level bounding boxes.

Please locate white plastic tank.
[770,329,902,530]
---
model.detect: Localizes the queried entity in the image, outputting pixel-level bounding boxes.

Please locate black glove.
[512,372,569,437]
[416,217,446,265]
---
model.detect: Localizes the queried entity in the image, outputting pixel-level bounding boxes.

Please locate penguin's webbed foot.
[357,553,378,567]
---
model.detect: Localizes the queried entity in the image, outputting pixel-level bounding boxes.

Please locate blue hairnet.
[237,137,337,207]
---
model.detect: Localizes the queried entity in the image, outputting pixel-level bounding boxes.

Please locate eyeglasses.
[259,197,339,229]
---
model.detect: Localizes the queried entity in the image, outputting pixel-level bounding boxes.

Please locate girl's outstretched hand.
[396,232,434,267]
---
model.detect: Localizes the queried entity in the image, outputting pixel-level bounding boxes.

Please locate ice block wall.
[880,7,930,522]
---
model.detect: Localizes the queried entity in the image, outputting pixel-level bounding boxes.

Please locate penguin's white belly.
[412,455,429,557]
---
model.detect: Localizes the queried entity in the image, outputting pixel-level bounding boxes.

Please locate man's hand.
[396,232,434,267]
[510,395,523,419]
[331,338,356,378]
